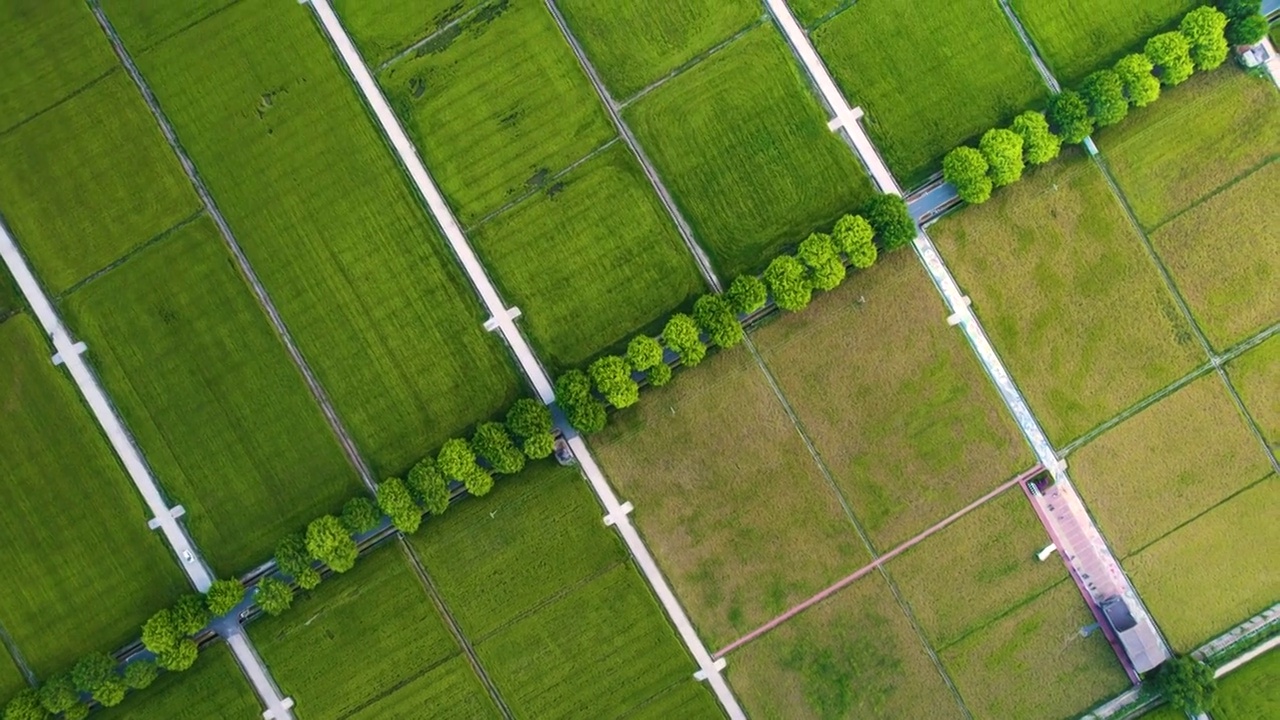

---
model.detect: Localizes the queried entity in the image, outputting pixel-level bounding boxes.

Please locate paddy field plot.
[0,272,19,318]
[622,679,723,720]
[811,0,1048,186]
[1125,475,1279,651]
[0,70,200,293]
[1069,374,1273,557]
[754,251,1032,550]
[1214,646,1279,720]
[378,0,614,223]
[557,0,761,100]
[333,0,487,66]
[1229,335,1280,453]
[931,154,1203,445]
[0,316,188,678]
[787,0,845,28]
[593,348,869,646]
[344,656,501,720]
[730,573,962,720]
[113,0,521,476]
[625,24,874,277]
[941,581,1129,719]
[410,463,710,717]
[0,659,23,707]
[62,217,360,576]
[0,0,118,132]
[97,645,259,720]
[251,545,496,719]
[1099,67,1280,230]
[97,0,238,52]
[1008,0,1199,86]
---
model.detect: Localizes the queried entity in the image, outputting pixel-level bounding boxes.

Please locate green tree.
[588,356,640,408]
[1080,69,1129,126]
[377,477,421,534]
[340,496,381,536]
[438,438,481,480]
[63,704,89,720]
[647,362,673,386]
[943,145,992,203]
[462,466,494,497]
[4,690,44,720]
[470,422,526,474]
[724,274,767,315]
[625,336,663,371]
[172,594,210,636]
[1181,6,1229,70]
[255,576,295,617]
[796,233,846,292]
[1153,655,1217,714]
[71,652,116,694]
[862,194,915,250]
[833,214,877,268]
[123,660,159,691]
[1114,54,1161,107]
[38,675,77,713]
[1216,0,1260,16]
[156,639,198,672]
[1146,32,1195,86]
[1225,13,1267,45]
[504,399,555,461]
[663,313,707,367]
[141,608,181,656]
[205,579,245,617]
[407,458,451,514]
[1010,111,1061,165]
[274,533,320,590]
[763,255,812,312]
[693,294,745,347]
[554,370,607,434]
[1047,90,1094,144]
[93,678,126,708]
[523,431,557,458]
[305,515,358,573]
[980,128,1025,187]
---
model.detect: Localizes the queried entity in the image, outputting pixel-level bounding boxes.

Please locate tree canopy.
[1080,69,1129,126]
[796,233,846,292]
[980,128,1025,187]
[663,313,707,367]
[38,675,77,714]
[1010,110,1061,165]
[305,515,358,573]
[1153,656,1217,714]
[1181,6,1229,70]
[725,274,767,315]
[4,690,43,720]
[647,362,673,387]
[407,458,451,514]
[624,335,663,372]
[833,214,877,268]
[1146,32,1195,85]
[589,355,640,408]
[943,146,992,204]
[1225,12,1268,44]
[123,660,158,691]
[377,477,421,534]
[764,255,812,312]
[156,638,197,672]
[1047,90,1094,144]
[256,576,295,617]
[471,422,526,474]
[1114,54,1161,107]
[554,369,607,434]
[71,652,116,694]
[275,532,321,590]
[862,194,915,250]
[205,578,246,617]
[340,496,381,536]
[693,293,745,347]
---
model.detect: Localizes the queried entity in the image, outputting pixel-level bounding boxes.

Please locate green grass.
[1125,475,1279,651]
[0,316,188,677]
[99,0,236,52]
[788,0,845,27]
[378,0,614,222]
[346,655,501,720]
[754,251,1033,549]
[625,24,874,277]
[97,645,259,720]
[477,563,698,719]
[62,217,360,576]
[731,573,963,719]
[0,0,118,132]
[470,143,704,369]
[941,580,1130,719]
[812,0,1049,186]
[1214,646,1279,720]
[0,71,201,292]
[1009,0,1199,86]
[251,545,496,718]
[1070,374,1272,557]
[593,348,870,646]
[0,660,24,707]
[1229,335,1280,454]
[1151,161,1280,348]
[890,488,1064,647]
[333,0,487,66]
[1099,67,1280,229]
[931,154,1203,445]
[621,678,724,719]
[557,0,760,99]
[117,0,521,476]
[0,269,20,318]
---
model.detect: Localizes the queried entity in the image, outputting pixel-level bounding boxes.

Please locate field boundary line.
[0,619,36,688]
[306,2,744,714]
[112,0,248,56]
[615,17,765,111]
[1119,470,1275,562]
[1061,361,1215,456]
[469,559,628,646]
[90,0,377,489]
[545,0,723,291]
[806,0,860,31]
[1145,155,1278,235]
[464,136,621,232]
[0,66,119,138]
[57,210,204,299]
[374,2,488,72]
[932,575,1075,653]
[715,463,1043,656]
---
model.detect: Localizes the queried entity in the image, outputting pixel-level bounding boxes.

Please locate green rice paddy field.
[812,0,1048,186]
[1229,335,1280,453]
[1009,0,1199,86]
[0,661,23,708]
[787,0,846,28]
[0,316,188,679]
[97,646,259,720]
[625,23,874,277]
[108,0,521,477]
[332,0,487,67]
[1214,647,1280,720]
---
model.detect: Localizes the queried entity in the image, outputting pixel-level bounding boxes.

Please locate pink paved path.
[715,464,1043,657]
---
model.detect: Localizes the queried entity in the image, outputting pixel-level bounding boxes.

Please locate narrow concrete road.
[225,630,295,720]
[307,2,744,716]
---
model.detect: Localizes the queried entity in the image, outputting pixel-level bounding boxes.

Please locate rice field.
[1214,647,1279,720]
[0,70,200,292]
[754,251,1033,549]
[1008,0,1199,86]
[61,217,361,576]
[930,154,1203,445]
[332,0,487,67]
[729,573,963,719]
[96,645,260,720]
[377,0,614,222]
[0,660,24,707]
[625,24,874,277]
[0,271,20,318]
[1069,374,1273,557]
[0,316,188,678]
[343,656,501,720]
[1229,335,1280,453]
[97,0,237,52]
[593,349,869,647]
[812,0,1049,186]
[110,0,521,476]
[557,0,761,99]
[621,679,724,719]
[1125,475,1279,651]
[787,0,846,27]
